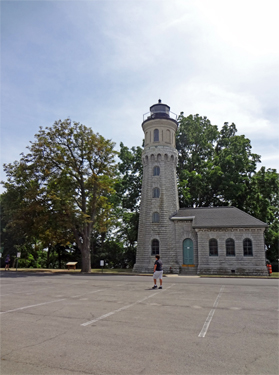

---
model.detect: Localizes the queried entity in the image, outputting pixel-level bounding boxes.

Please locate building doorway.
[183,238,194,265]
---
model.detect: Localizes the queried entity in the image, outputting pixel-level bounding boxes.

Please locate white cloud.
[1,0,278,194]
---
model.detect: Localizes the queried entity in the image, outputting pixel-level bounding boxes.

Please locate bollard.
[267,264,272,275]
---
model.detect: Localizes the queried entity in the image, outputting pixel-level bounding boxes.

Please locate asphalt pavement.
[0,272,278,375]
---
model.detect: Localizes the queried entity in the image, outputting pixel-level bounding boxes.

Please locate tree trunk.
[74,224,92,273]
[81,244,91,273]
[58,246,62,269]
[47,244,51,269]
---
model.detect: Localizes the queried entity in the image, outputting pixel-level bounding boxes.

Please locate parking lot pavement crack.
[1,358,96,375]
[16,305,72,321]
[244,355,262,374]
[2,331,69,358]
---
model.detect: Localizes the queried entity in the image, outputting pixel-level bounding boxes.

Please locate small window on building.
[151,239,159,255]
[153,166,160,176]
[154,129,159,142]
[152,212,160,223]
[209,239,218,256]
[166,129,171,143]
[153,187,160,198]
[226,238,235,256]
[243,238,253,256]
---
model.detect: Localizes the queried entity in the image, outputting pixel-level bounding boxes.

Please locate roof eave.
[192,225,268,229]
[171,216,195,221]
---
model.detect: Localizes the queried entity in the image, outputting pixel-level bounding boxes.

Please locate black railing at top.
[143,110,178,122]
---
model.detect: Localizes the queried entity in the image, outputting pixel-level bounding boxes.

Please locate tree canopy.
[2,119,117,272]
[176,114,278,262]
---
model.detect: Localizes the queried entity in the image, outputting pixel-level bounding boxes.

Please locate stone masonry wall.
[196,227,268,275]
[134,144,180,273]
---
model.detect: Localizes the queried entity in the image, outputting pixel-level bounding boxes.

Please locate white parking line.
[0,299,66,315]
[198,286,224,338]
[81,284,175,327]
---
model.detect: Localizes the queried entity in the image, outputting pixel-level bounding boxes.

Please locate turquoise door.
[183,239,194,265]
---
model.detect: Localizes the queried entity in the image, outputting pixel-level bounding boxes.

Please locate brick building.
[133,101,268,275]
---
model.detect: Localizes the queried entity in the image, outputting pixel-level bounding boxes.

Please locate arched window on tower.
[154,129,159,142]
[151,239,159,255]
[153,166,160,176]
[152,187,160,198]
[152,212,160,223]
[166,129,171,143]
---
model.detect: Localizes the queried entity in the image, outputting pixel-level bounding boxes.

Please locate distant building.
[133,101,268,275]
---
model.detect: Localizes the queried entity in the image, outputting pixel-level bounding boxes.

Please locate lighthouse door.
[183,239,194,265]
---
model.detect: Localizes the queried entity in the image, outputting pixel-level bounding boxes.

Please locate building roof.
[171,206,268,228]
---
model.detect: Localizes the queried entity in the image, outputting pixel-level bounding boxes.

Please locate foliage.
[176,114,219,207]
[176,115,261,208]
[176,114,278,262]
[2,120,117,272]
[115,142,143,211]
[109,142,142,267]
[245,167,279,262]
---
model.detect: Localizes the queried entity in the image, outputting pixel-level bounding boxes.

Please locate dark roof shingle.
[171,207,268,228]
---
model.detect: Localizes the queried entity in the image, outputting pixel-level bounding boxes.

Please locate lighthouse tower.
[133,100,180,273]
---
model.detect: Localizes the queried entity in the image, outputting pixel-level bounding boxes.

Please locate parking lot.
[0,272,278,375]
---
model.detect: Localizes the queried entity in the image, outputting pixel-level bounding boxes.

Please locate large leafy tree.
[113,142,143,264]
[213,122,260,209]
[2,119,117,272]
[116,142,143,211]
[244,166,279,262]
[176,115,261,208]
[176,114,278,262]
[176,114,219,207]
[0,181,74,268]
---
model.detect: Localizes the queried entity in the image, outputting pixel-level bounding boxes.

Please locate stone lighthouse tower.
[133,100,180,273]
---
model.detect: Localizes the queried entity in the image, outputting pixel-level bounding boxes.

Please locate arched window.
[152,212,160,223]
[153,166,160,176]
[151,239,159,255]
[153,187,160,198]
[154,129,159,142]
[243,238,253,256]
[226,238,235,256]
[166,129,171,143]
[209,239,218,256]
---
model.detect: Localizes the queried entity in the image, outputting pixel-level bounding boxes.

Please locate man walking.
[5,254,10,271]
[152,255,163,289]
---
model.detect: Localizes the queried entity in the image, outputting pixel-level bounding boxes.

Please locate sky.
[1,0,278,191]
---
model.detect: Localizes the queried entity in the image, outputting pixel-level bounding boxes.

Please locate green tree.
[116,142,143,211]
[213,122,261,208]
[244,167,279,262]
[176,114,219,207]
[176,116,262,208]
[2,119,117,272]
[0,189,25,265]
[113,143,143,264]
[176,114,278,263]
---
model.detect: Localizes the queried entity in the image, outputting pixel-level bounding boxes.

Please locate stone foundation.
[197,266,269,276]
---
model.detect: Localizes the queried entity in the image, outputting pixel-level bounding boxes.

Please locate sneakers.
[152,285,163,289]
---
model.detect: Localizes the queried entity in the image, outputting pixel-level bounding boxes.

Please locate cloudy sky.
[1,0,278,189]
